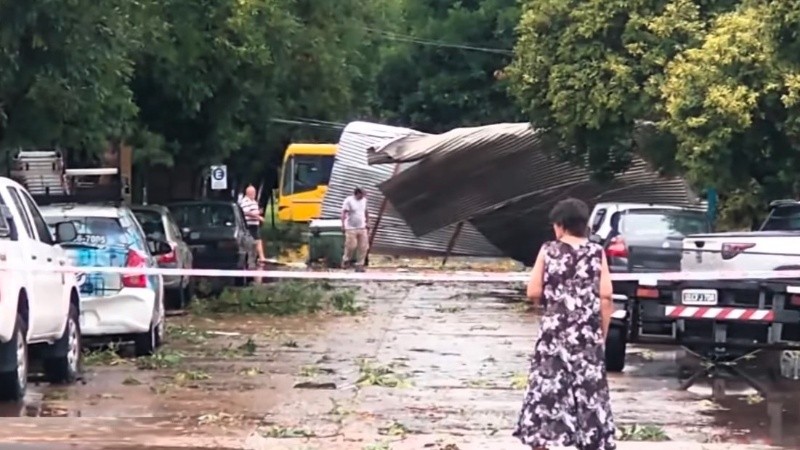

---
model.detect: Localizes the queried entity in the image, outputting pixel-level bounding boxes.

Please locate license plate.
[681,289,718,306]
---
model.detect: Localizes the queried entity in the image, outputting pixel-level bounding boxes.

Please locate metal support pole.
[441,221,464,268]
[366,164,401,261]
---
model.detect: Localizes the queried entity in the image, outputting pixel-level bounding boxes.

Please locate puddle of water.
[703,394,800,447]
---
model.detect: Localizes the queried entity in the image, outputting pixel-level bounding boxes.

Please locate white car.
[41,204,170,356]
[0,177,82,401]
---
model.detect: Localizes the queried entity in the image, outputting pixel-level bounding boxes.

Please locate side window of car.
[5,188,34,239]
[120,212,146,251]
[0,193,19,242]
[19,189,54,245]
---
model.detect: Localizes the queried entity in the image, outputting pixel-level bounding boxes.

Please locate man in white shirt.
[238,185,266,262]
[341,187,370,271]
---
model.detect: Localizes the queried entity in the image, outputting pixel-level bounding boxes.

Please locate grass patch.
[136,349,185,370]
[510,372,528,390]
[190,281,363,316]
[618,424,670,441]
[173,369,211,385]
[356,360,411,388]
[167,325,210,344]
[83,344,128,366]
[378,421,410,437]
[330,289,363,314]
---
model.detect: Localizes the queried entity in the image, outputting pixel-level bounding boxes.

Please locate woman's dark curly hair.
[549,198,590,238]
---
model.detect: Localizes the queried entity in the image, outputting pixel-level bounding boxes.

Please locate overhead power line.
[363,27,515,56]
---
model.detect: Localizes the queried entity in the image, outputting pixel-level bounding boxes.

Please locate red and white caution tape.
[665,306,775,322]
[3,263,800,284]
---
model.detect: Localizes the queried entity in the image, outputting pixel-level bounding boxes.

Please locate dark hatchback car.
[601,207,711,273]
[167,200,256,285]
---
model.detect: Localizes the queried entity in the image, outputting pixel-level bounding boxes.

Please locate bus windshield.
[281,155,335,195]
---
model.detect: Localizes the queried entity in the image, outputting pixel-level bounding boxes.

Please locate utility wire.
[363,27,515,56]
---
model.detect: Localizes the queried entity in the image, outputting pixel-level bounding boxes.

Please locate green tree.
[131,0,399,193]
[375,0,523,133]
[661,1,800,226]
[0,0,147,154]
[509,0,800,227]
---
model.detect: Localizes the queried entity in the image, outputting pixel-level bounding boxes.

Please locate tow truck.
[610,199,800,396]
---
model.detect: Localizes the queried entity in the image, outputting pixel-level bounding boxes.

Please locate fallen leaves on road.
[618,424,670,441]
[357,360,412,388]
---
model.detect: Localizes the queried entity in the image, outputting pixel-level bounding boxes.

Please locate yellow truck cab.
[277,143,336,222]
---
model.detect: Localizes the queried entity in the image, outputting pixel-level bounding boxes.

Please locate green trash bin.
[308,219,345,268]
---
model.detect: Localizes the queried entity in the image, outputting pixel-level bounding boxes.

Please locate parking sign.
[210,165,227,190]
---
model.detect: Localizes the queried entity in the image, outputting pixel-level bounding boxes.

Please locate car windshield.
[619,210,709,237]
[133,210,166,239]
[761,205,800,231]
[169,204,236,228]
[44,216,129,247]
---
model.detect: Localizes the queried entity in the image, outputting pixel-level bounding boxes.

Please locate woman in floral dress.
[513,198,616,450]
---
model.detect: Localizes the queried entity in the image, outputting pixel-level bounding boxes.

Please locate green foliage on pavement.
[190,281,362,316]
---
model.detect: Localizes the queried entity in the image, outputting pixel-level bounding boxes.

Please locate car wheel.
[180,279,195,308]
[155,298,165,348]
[43,304,81,384]
[236,257,252,287]
[0,314,28,401]
[605,324,628,373]
[134,301,162,357]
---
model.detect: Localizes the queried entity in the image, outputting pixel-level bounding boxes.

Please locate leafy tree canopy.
[509,0,800,226]
[376,0,523,133]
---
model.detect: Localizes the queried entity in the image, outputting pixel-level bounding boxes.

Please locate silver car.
[132,205,194,309]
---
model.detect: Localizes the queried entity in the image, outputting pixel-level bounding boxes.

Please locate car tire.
[43,304,81,384]
[236,257,252,287]
[605,324,627,373]
[0,314,28,401]
[180,279,194,308]
[134,301,163,357]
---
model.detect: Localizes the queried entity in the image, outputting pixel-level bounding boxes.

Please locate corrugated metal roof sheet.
[368,122,701,264]
[320,121,503,257]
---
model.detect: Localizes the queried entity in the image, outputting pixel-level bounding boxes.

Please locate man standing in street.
[341,187,370,271]
[239,185,267,263]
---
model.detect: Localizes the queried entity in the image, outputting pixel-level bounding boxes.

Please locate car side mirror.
[55,221,77,243]
[588,234,602,244]
[148,238,172,256]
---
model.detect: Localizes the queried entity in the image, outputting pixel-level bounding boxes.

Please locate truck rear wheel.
[605,324,627,373]
[0,314,28,401]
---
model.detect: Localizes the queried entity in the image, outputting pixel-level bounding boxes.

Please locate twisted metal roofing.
[367,122,700,264]
[319,121,503,257]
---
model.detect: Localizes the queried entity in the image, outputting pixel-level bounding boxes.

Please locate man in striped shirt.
[238,185,266,262]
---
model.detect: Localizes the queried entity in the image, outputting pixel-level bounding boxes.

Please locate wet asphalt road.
[0,281,796,449]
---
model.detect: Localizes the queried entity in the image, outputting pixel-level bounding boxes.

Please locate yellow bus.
[277,143,337,222]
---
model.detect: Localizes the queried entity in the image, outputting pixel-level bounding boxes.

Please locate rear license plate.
[681,289,718,306]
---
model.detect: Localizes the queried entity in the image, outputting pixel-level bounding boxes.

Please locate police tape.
[5,264,800,284]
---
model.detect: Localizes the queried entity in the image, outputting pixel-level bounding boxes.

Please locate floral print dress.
[513,240,616,450]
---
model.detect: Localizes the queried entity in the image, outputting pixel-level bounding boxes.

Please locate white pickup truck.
[681,199,800,272]
[0,177,81,401]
